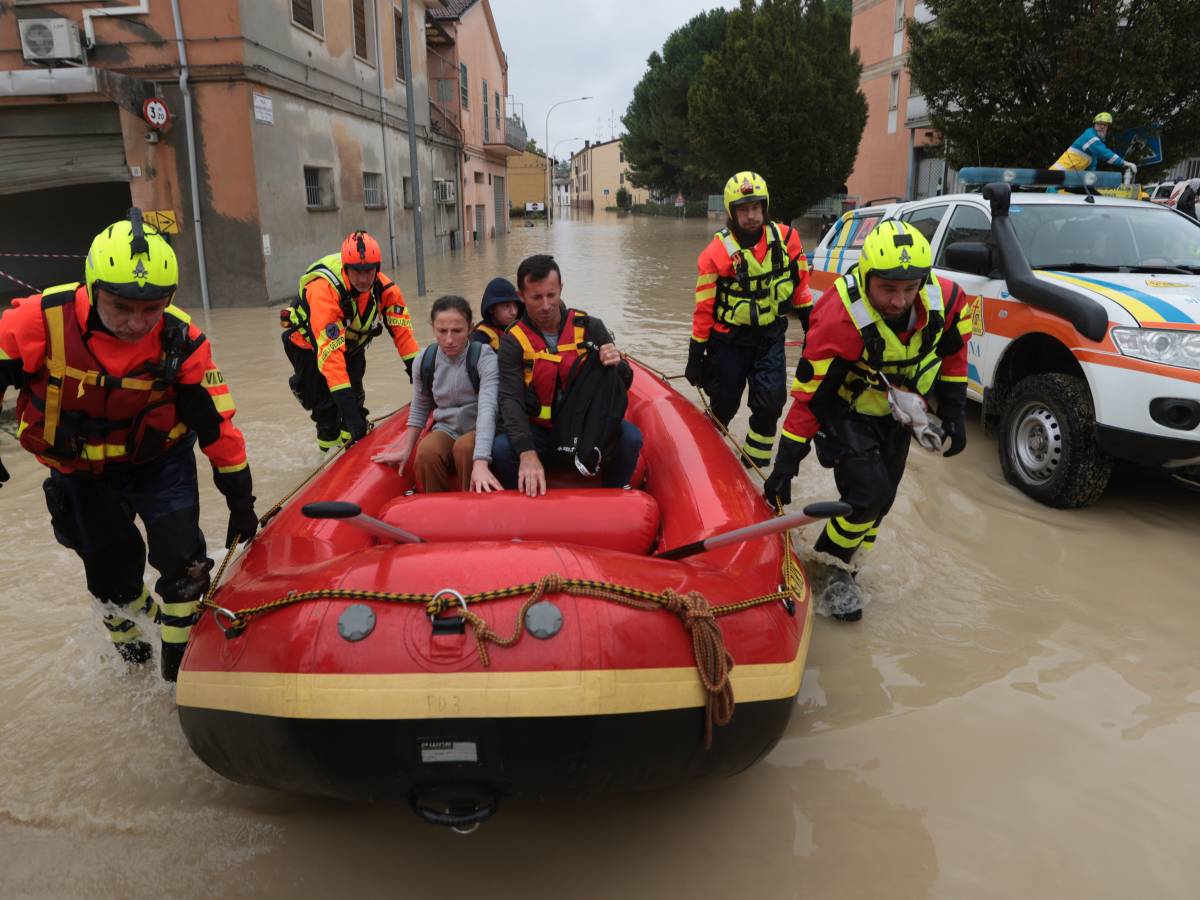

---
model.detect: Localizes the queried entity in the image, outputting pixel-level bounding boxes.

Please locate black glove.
[941,417,967,458]
[684,341,708,387]
[404,357,414,384]
[763,439,811,508]
[213,467,259,547]
[934,381,967,458]
[225,500,259,548]
[332,389,369,444]
[0,455,9,487]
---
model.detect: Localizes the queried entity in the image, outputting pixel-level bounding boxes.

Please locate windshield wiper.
[1123,264,1196,274]
[1032,263,1124,272]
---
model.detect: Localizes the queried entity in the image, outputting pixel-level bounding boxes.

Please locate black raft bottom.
[178,699,796,804]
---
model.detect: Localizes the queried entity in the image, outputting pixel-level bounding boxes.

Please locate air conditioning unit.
[18,18,84,63]
[434,179,456,205]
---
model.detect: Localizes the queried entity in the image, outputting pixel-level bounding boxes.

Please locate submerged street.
[1,210,1197,898]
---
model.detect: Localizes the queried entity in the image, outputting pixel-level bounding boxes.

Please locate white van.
[808,176,1200,507]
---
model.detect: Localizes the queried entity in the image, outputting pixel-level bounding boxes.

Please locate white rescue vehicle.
[808,168,1200,507]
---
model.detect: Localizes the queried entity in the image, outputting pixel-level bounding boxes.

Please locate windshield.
[1011,204,1200,271]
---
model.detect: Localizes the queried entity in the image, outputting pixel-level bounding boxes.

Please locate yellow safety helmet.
[858,220,931,286]
[1094,111,1113,125]
[723,171,769,218]
[84,209,178,303]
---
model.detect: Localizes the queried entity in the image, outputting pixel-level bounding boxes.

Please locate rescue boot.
[316,423,344,453]
[117,640,153,665]
[160,641,187,682]
[807,559,864,622]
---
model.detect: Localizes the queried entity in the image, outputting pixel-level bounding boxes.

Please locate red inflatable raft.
[177,362,812,828]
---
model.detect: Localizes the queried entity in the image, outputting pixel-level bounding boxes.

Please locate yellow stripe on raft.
[177,608,812,720]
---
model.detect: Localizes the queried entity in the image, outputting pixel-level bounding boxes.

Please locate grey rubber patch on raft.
[525,601,563,639]
[338,604,376,642]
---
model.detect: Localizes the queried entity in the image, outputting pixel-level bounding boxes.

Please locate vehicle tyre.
[999,373,1112,508]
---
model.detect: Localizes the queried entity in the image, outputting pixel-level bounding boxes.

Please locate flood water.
[2,210,1197,898]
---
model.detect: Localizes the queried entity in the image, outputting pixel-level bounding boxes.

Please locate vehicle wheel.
[998,373,1112,508]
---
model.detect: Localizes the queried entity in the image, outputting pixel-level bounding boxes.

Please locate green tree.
[524,137,541,154]
[615,186,632,209]
[908,0,1200,172]
[688,0,866,221]
[622,8,729,196]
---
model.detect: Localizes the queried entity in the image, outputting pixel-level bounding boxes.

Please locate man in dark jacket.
[490,254,642,496]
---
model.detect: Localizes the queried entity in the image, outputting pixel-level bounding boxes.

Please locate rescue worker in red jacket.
[686,171,812,468]
[0,211,258,681]
[282,231,419,450]
[763,221,972,621]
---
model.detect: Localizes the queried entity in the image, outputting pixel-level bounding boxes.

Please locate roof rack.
[957,167,1123,192]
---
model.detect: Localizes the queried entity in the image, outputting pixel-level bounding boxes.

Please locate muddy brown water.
[1,211,1197,898]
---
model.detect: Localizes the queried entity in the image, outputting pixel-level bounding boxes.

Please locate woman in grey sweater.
[372,295,501,492]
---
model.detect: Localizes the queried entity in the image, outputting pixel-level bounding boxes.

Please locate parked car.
[808,177,1200,507]
[1146,181,1177,205]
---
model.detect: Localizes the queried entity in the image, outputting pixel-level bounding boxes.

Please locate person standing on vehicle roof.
[0,211,258,682]
[471,277,523,351]
[762,220,972,622]
[685,171,813,469]
[1052,112,1138,179]
[281,230,419,451]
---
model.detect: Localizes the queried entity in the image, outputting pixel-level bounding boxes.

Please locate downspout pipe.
[168,0,211,312]
[372,13,398,271]
[400,0,426,296]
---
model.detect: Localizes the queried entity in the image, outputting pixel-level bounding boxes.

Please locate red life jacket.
[507,309,589,428]
[16,283,192,474]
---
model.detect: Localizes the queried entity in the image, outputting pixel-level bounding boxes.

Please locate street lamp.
[545,96,591,225]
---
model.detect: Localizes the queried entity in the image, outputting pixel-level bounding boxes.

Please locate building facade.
[425,0,521,243]
[568,138,648,210]
[845,0,948,207]
[0,0,516,308]
[505,147,547,214]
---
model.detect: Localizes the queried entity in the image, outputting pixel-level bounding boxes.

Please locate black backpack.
[418,341,482,393]
[550,346,628,477]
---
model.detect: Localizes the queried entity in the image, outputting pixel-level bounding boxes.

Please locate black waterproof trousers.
[705,320,789,467]
[283,337,368,447]
[813,411,912,564]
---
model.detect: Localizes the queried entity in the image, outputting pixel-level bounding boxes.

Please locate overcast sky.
[489,0,737,162]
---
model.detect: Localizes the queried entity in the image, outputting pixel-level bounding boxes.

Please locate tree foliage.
[908,0,1200,173]
[622,8,729,197]
[687,0,866,221]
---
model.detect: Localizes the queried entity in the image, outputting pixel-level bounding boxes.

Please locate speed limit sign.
[142,97,170,131]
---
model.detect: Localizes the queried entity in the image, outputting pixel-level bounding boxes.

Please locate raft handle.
[428,588,469,624]
[212,605,245,639]
[410,783,498,833]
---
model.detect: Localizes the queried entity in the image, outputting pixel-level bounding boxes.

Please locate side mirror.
[943,241,993,277]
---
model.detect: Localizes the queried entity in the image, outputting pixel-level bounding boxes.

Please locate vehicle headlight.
[1111,327,1200,370]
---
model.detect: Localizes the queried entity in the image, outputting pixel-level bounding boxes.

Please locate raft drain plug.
[338,604,376,642]
[525,601,563,639]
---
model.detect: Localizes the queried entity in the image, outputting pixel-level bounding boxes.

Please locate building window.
[474,171,485,184]
[894,0,906,30]
[460,63,469,108]
[352,0,374,64]
[304,166,335,209]
[393,7,405,81]
[402,176,413,208]
[619,172,624,184]
[483,78,490,142]
[495,91,501,132]
[889,71,900,110]
[291,0,323,35]
[363,172,384,208]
